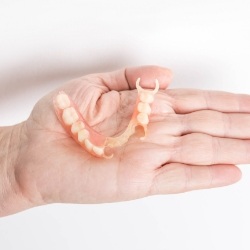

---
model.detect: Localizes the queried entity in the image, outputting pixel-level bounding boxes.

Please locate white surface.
[1,0,250,249]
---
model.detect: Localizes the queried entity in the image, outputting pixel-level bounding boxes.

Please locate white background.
[1,0,250,249]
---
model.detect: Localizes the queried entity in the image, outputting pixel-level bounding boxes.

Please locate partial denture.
[54,92,110,158]
[53,78,159,159]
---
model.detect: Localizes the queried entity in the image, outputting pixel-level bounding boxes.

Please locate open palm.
[16,66,245,208]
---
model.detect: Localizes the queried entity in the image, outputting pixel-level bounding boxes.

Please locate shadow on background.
[0,52,131,102]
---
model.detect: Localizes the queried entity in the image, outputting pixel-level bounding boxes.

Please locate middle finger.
[150,110,250,139]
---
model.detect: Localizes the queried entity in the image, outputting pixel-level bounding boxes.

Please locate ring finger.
[170,133,250,165]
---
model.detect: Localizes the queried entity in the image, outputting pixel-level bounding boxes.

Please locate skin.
[1,65,249,217]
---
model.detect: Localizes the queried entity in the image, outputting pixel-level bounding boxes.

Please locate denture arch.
[53,78,159,159]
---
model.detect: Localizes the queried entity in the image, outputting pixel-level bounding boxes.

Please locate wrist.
[0,123,34,217]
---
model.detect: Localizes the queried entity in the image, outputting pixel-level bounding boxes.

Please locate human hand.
[2,65,249,216]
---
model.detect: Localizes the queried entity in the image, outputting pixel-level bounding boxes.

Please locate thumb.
[101,65,173,91]
[125,65,173,90]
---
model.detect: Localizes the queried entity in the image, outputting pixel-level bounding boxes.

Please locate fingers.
[181,111,250,139]
[150,110,250,139]
[170,133,250,165]
[167,89,250,114]
[150,163,241,195]
[101,65,173,91]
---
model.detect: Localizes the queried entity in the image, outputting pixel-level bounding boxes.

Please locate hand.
[3,65,249,216]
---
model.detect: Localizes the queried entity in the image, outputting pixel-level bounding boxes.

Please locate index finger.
[168,89,250,114]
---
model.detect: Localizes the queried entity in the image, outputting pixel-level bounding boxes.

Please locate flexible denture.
[71,121,85,134]
[53,78,159,159]
[62,107,79,125]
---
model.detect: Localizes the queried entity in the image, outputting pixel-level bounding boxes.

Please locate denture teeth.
[54,78,160,160]
[137,112,149,125]
[71,121,85,134]
[93,146,104,156]
[84,139,93,151]
[55,93,71,109]
[137,102,151,114]
[139,93,154,103]
[78,129,90,142]
[62,107,79,125]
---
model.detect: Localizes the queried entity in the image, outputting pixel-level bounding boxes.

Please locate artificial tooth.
[139,93,154,103]
[93,146,104,156]
[55,93,71,109]
[71,121,85,134]
[78,129,90,142]
[85,139,93,151]
[62,107,79,125]
[137,102,151,114]
[137,113,149,125]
